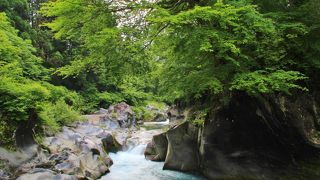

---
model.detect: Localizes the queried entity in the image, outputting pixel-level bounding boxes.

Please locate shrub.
[39,100,82,133]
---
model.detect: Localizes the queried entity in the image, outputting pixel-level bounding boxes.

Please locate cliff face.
[146,93,320,179]
[200,93,320,179]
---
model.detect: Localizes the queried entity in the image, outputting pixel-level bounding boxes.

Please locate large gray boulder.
[106,102,135,128]
[163,122,200,172]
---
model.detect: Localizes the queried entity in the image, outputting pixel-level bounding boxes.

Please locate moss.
[132,105,156,122]
[143,110,156,122]
[187,109,208,127]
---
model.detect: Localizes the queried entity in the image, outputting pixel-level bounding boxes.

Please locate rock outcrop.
[146,93,320,179]
[103,102,136,128]
[17,169,76,180]
[145,122,200,171]
[14,124,113,180]
[144,132,168,161]
[199,93,320,179]
[164,122,200,172]
[6,102,146,180]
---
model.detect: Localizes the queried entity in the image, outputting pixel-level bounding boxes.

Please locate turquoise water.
[100,145,204,180]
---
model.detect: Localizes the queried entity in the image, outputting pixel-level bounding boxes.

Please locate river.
[100,122,204,180]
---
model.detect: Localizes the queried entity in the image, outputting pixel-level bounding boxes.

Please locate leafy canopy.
[149,1,306,101]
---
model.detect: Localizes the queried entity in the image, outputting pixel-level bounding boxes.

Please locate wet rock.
[76,151,111,179]
[24,120,113,180]
[96,130,110,139]
[102,133,122,153]
[163,122,200,172]
[153,133,168,161]
[49,148,71,164]
[144,141,157,160]
[144,132,168,161]
[54,162,75,174]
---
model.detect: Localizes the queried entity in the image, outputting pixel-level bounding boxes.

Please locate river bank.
[0,102,203,180]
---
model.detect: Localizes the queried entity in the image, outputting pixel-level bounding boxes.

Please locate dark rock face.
[145,122,200,172]
[164,122,200,172]
[153,133,168,161]
[101,133,122,153]
[200,93,320,179]
[147,93,320,179]
[144,141,157,160]
[144,133,168,161]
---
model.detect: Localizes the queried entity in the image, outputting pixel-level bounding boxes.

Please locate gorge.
[1,0,320,179]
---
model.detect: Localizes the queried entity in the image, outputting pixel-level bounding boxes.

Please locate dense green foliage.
[0,12,81,147]
[40,0,156,112]
[0,0,319,148]
[148,0,313,101]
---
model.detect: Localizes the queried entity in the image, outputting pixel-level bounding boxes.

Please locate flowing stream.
[100,121,204,180]
[100,145,203,180]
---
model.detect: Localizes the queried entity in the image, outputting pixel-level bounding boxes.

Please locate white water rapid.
[100,145,204,180]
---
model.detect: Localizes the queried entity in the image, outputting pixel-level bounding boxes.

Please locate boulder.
[144,141,157,160]
[152,133,168,161]
[17,169,76,180]
[102,133,122,153]
[52,149,112,180]
[163,122,200,172]
[144,133,168,161]
[107,102,135,128]
[74,151,111,179]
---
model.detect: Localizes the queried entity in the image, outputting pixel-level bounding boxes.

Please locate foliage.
[1,0,320,150]
[230,70,308,94]
[149,1,307,101]
[0,0,31,35]
[39,100,82,133]
[132,106,156,122]
[40,0,155,109]
[0,12,83,148]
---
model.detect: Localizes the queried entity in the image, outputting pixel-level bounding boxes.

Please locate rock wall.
[200,93,320,179]
[145,122,200,172]
[146,93,320,179]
